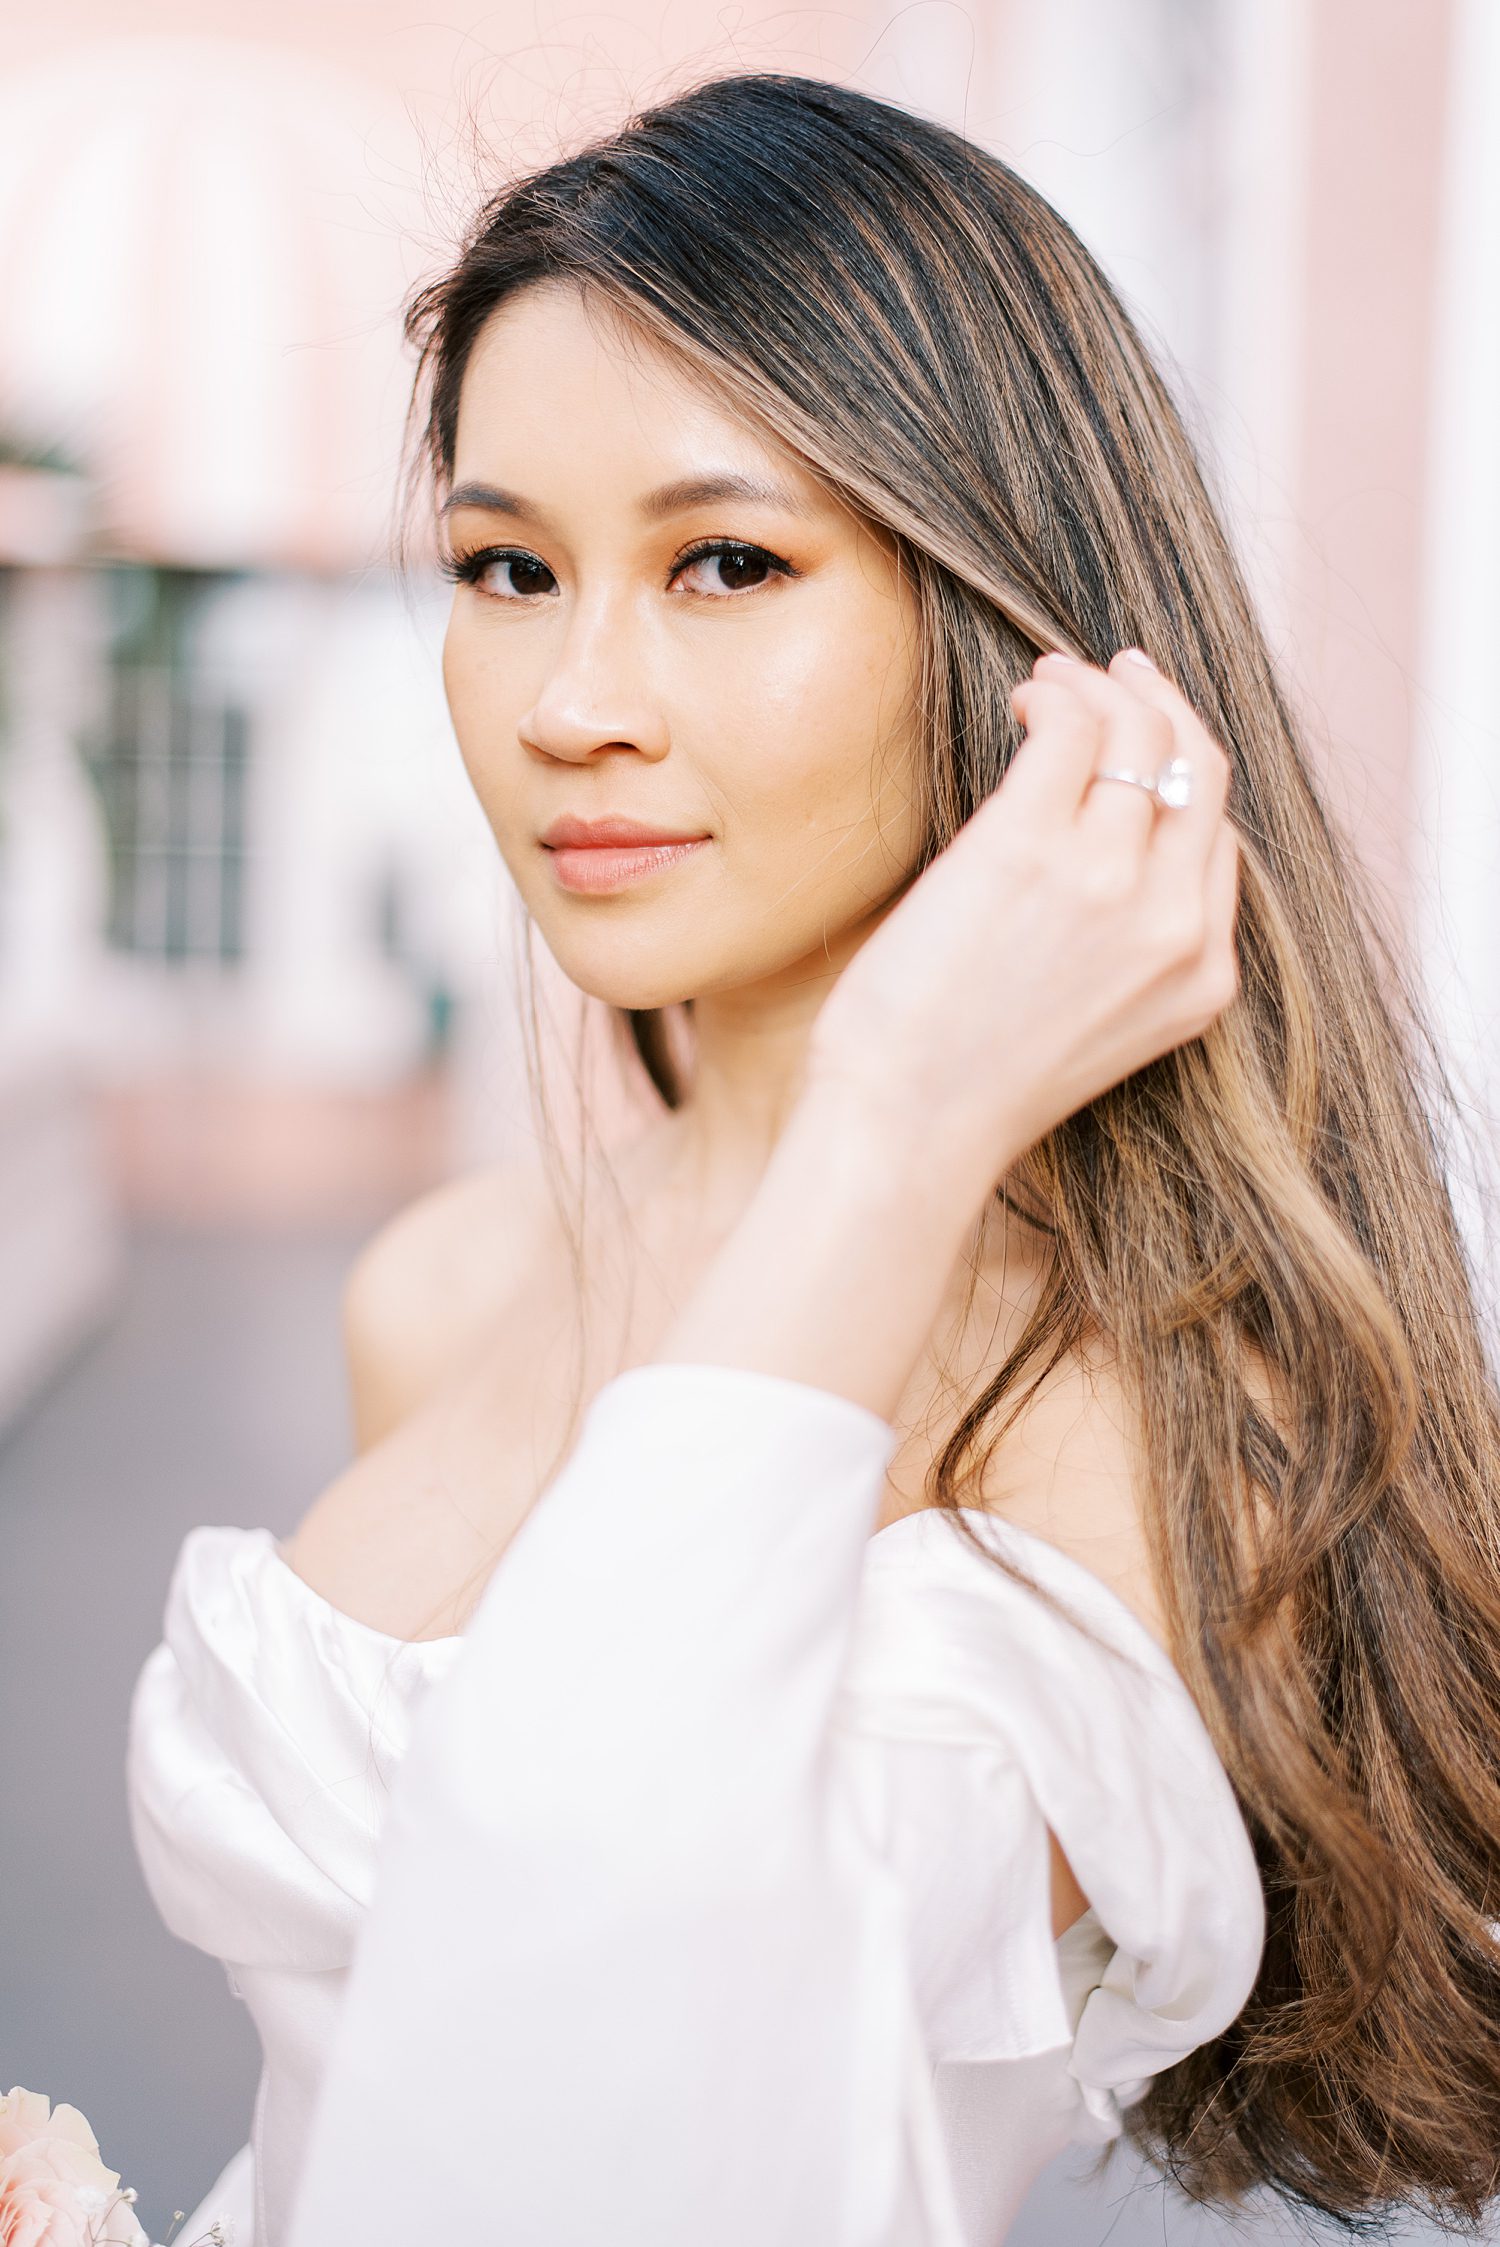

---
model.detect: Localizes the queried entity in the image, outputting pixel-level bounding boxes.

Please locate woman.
[129,72,1500,2247]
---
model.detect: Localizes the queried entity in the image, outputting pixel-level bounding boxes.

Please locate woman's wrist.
[787,1072,1031,1220]
[650,1081,1022,1422]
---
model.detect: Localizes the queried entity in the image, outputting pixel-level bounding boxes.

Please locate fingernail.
[1118,647,1156,670]
[1039,650,1082,666]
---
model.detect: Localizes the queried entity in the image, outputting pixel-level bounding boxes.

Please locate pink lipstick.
[540,814,711,896]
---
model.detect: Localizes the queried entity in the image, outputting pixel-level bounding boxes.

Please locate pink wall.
[1289,0,1453,944]
[2,1,884,135]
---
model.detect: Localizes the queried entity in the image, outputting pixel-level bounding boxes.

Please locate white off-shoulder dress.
[126,1363,1264,2247]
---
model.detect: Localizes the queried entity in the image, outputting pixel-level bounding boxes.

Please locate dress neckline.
[261,1503,1172,1681]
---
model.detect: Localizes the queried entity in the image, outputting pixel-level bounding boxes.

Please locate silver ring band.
[1091,755,1194,810]
[1093,766,1157,796]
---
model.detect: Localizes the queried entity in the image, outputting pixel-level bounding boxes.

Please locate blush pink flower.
[0,2088,149,2247]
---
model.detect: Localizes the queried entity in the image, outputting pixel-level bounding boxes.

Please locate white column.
[0,566,111,1061]
[1197,0,1313,646]
[1412,0,1500,1343]
[0,564,121,1434]
[972,0,1223,395]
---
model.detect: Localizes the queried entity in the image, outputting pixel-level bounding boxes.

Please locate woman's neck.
[651,897,915,1212]
[653,967,836,1219]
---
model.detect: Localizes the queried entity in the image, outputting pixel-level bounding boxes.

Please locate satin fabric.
[128,1364,1264,2247]
[128,1525,464,2243]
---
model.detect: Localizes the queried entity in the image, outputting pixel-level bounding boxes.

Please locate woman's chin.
[543,946,703,1014]
[535,918,807,1014]
[584,978,697,1013]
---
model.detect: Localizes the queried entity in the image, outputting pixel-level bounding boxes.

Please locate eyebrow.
[440,472,817,523]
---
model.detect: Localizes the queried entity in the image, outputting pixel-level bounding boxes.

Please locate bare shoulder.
[972,1329,1164,1637]
[341,1146,557,1452]
[970,1326,1288,1647]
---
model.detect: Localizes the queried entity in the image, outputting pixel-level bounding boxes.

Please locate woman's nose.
[516,598,670,764]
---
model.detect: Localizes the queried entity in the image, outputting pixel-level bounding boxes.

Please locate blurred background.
[1,0,1497,2239]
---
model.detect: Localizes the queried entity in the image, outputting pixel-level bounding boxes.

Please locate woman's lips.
[544,836,711,895]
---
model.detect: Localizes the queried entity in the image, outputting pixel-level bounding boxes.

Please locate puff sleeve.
[284,1363,1262,2247]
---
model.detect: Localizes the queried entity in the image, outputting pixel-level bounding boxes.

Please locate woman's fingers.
[1102,650,1233,881]
[1203,820,1242,983]
[1010,653,1187,832]
[1006,648,1242,1022]
[1039,657,1177,847]
[1004,676,1103,826]
[1006,648,1239,942]
[1166,820,1243,1041]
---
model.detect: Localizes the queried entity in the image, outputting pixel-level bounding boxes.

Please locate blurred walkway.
[0,1225,1451,2245]
[0,1224,362,2236]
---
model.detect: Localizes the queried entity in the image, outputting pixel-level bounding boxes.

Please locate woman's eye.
[445,549,557,599]
[673,542,790,597]
[476,552,557,599]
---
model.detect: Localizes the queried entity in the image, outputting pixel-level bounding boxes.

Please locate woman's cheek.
[443,618,534,870]
[721,651,920,887]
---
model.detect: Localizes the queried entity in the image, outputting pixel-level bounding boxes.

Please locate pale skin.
[281,281,1242,1943]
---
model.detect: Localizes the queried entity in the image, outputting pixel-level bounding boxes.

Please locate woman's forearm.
[652,1088,1017,1422]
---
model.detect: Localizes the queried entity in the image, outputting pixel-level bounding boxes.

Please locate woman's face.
[441,281,926,1012]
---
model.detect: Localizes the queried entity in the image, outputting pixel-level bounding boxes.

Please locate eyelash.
[437,537,797,601]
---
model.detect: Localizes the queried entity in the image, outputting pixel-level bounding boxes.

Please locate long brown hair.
[403,72,1500,2231]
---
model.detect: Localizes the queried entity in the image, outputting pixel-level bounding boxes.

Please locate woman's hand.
[803,647,1241,1201]
[653,647,1240,1420]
